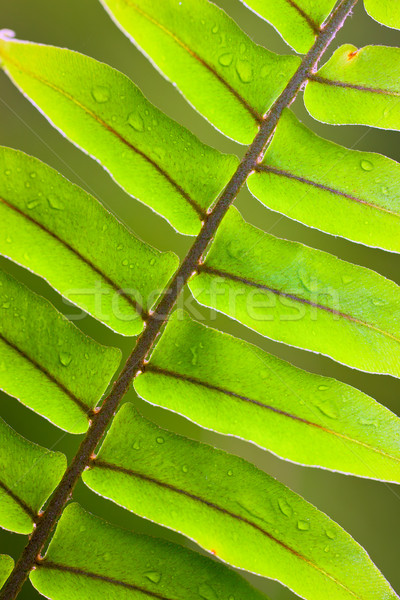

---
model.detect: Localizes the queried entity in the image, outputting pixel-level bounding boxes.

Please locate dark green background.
[0,1,399,598]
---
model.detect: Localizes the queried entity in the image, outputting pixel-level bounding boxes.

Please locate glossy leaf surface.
[0,270,121,433]
[239,0,336,54]
[0,147,178,335]
[83,405,397,600]
[99,0,301,143]
[364,0,400,29]
[304,44,400,130]
[189,208,400,377]
[248,110,400,252]
[31,503,268,600]
[0,418,66,534]
[0,33,239,235]
[136,310,400,482]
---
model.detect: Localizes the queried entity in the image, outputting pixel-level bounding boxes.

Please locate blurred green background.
[0,1,399,598]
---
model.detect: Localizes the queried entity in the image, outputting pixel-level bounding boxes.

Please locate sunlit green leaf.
[304,44,400,130]
[0,33,239,235]
[99,0,301,143]
[0,269,121,433]
[0,417,66,534]
[239,0,336,54]
[364,0,400,30]
[31,503,268,600]
[0,147,178,335]
[83,405,397,600]
[136,310,400,482]
[247,109,400,252]
[0,556,13,589]
[189,208,400,377]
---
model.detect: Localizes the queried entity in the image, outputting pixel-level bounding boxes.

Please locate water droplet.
[190,346,198,366]
[145,571,161,584]
[59,351,72,366]
[358,417,378,427]
[91,85,110,103]
[149,258,156,266]
[236,60,253,83]
[47,194,64,210]
[30,172,37,178]
[341,275,353,285]
[198,583,218,600]
[227,469,233,477]
[325,528,336,539]
[4,169,11,176]
[128,112,144,132]
[218,52,233,67]
[297,520,310,531]
[212,24,219,34]
[6,237,12,244]
[122,259,129,266]
[324,545,330,553]
[156,436,164,444]
[318,385,329,391]
[182,465,188,473]
[26,200,40,210]
[116,244,123,251]
[360,159,373,171]
[372,298,386,306]
[2,302,10,309]
[278,498,293,518]
[315,402,338,419]
[133,439,141,450]
[79,525,86,533]
[103,552,111,561]
[381,186,389,195]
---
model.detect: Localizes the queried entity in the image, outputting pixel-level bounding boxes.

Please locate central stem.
[0,1,358,597]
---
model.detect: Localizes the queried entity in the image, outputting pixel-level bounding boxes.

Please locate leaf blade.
[364,0,400,30]
[0,417,66,534]
[239,0,336,54]
[83,405,398,600]
[0,556,13,589]
[304,44,400,130]
[135,310,400,482]
[30,503,269,600]
[0,146,178,335]
[0,34,239,235]
[0,269,121,432]
[99,0,301,143]
[189,208,400,377]
[248,109,400,252]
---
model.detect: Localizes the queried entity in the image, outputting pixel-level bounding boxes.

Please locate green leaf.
[304,44,400,130]
[83,405,397,600]
[0,146,178,335]
[364,0,400,30]
[247,109,400,252]
[0,556,13,589]
[99,0,301,143]
[0,34,239,235]
[136,310,400,482]
[189,208,400,377]
[0,269,121,433]
[0,417,66,534]
[239,0,336,54]
[30,503,268,600]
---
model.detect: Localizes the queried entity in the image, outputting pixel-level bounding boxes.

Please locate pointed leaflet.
[247,110,400,252]
[239,0,336,54]
[0,34,238,235]
[0,418,66,534]
[136,310,400,482]
[304,45,400,130]
[0,147,178,335]
[189,208,400,377]
[99,0,301,143]
[30,503,268,600]
[364,0,400,30]
[0,556,13,589]
[0,270,121,433]
[83,405,397,600]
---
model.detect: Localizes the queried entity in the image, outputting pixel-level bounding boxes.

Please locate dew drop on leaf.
[278,498,293,518]
[318,385,329,391]
[372,298,386,306]
[47,194,64,210]
[156,436,164,444]
[128,112,145,132]
[360,159,373,171]
[4,169,11,176]
[26,200,40,210]
[341,275,353,285]
[358,417,378,427]
[218,53,233,67]
[182,465,188,473]
[325,528,336,539]
[227,469,233,477]
[297,520,310,531]
[91,85,110,103]
[144,571,162,584]
[235,60,253,83]
[59,351,72,367]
